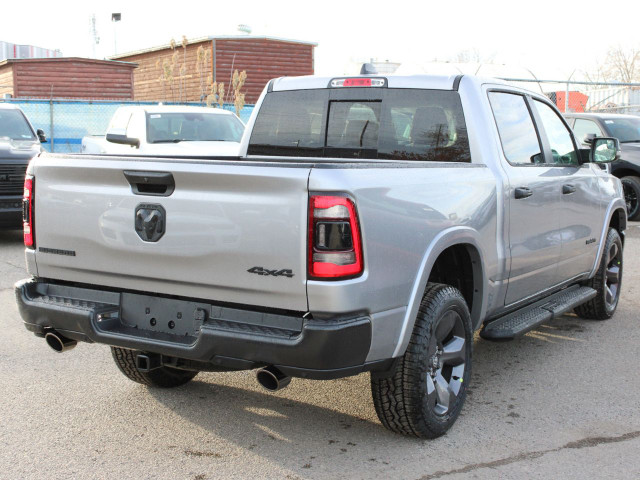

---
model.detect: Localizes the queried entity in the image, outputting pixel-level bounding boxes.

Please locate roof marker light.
[330,78,386,88]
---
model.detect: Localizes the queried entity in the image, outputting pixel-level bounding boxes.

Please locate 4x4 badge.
[135,204,166,242]
[247,266,294,278]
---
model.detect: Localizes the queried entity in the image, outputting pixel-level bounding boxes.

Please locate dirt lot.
[1,226,639,480]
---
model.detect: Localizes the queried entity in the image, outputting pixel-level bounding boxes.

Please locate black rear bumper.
[15,278,384,379]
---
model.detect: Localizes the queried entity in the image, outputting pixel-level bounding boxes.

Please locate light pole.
[112,13,121,55]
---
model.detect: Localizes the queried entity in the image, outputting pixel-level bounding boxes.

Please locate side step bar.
[480,286,597,340]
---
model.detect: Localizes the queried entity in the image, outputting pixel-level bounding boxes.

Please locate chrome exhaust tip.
[44,331,77,353]
[256,366,291,392]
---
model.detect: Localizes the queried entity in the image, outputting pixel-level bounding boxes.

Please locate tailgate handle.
[123,171,175,196]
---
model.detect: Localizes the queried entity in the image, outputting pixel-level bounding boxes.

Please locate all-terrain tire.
[574,228,623,320]
[111,347,198,388]
[621,176,640,221]
[371,283,473,438]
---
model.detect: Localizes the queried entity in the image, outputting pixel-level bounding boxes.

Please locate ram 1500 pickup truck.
[15,74,626,438]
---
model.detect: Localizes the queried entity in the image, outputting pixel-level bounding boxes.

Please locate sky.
[2,0,639,81]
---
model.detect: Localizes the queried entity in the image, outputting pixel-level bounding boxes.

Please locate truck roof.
[564,112,639,120]
[0,103,23,110]
[115,105,237,116]
[270,74,513,92]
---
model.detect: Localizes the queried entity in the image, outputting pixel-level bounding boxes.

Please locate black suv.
[565,113,640,220]
[0,104,45,229]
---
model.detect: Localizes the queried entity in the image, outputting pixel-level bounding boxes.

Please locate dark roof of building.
[109,35,317,60]
[0,57,137,68]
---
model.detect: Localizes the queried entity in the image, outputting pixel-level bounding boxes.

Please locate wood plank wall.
[12,59,135,99]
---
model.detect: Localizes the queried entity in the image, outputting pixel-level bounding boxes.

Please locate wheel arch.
[611,167,640,179]
[391,227,488,358]
[589,198,627,279]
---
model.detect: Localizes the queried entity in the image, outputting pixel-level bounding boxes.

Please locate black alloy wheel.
[371,283,472,438]
[575,227,623,320]
[603,238,622,311]
[426,310,467,416]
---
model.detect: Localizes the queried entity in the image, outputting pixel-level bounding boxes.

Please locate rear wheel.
[371,283,472,438]
[575,228,623,320]
[621,176,640,221]
[111,347,198,388]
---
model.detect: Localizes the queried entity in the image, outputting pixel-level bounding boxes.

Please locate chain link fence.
[0,99,255,153]
[499,78,640,115]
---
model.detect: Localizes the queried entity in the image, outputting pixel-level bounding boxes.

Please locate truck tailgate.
[32,157,311,312]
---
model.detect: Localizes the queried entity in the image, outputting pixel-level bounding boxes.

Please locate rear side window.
[489,92,543,165]
[248,89,471,162]
[248,90,326,156]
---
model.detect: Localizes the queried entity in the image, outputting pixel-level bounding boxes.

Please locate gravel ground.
[0,225,639,480]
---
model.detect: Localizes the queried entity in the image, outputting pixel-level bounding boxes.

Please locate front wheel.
[574,228,623,320]
[371,283,472,438]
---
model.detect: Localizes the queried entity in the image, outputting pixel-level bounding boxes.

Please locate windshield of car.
[601,117,640,143]
[0,109,36,141]
[248,88,471,162]
[146,112,244,143]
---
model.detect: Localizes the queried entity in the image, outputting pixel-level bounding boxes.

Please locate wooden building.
[110,36,316,104]
[0,57,136,100]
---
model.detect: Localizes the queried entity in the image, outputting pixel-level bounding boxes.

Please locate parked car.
[0,103,46,229]
[16,74,625,438]
[82,105,244,157]
[565,113,640,220]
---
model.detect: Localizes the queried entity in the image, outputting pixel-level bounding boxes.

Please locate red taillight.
[23,175,34,248]
[308,195,363,279]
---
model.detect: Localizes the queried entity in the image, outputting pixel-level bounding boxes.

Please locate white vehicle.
[81,105,244,157]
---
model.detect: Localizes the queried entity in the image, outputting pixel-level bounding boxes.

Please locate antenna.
[90,14,100,58]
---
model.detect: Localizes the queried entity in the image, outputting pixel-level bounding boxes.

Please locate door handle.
[123,170,175,196]
[563,184,577,195]
[514,187,533,199]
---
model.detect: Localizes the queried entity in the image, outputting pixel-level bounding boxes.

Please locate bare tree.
[452,48,482,63]
[603,45,640,83]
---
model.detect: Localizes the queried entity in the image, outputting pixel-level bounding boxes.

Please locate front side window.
[0,109,36,141]
[573,118,604,144]
[533,100,579,165]
[108,109,132,134]
[488,92,543,165]
[248,89,470,162]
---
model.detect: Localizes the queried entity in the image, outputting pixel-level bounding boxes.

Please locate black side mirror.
[590,137,620,164]
[36,129,47,143]
[106,133,140,148]
[582,133,596,145]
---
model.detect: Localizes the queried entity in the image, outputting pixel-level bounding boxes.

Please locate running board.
[480,286,597,340]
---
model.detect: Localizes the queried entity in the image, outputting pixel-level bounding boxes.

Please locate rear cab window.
[248,88,471,162]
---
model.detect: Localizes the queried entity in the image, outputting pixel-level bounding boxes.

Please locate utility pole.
[111,13,121,55]
[565,70,576,113]
[90,14,100,59]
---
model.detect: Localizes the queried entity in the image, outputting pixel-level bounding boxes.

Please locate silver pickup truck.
[15,74,626,438]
